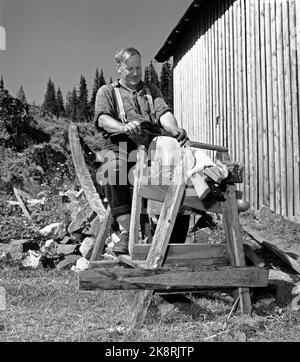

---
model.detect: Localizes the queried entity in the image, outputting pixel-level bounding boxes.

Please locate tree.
[16,86,27,104]
[160,61,173,110]
[144,66,150,84]
[77,75,89,122]
[71,87,78,121]
[148,61,160,88]
[56,87,65,118]
[90,68,106,118]
[0,75,4,90]
[65,90,73,118]
[167,66,174,111]
[43,78,57,115]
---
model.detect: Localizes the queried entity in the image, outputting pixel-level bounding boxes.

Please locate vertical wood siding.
[173,0,300,222]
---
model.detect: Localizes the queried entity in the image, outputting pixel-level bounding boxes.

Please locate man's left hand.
[173,127,189,146]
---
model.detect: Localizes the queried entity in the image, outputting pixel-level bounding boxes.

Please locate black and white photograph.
[0,0,300,346]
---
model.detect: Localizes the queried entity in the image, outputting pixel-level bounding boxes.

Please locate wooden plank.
[265,0,275,212]
[246,0,254,209]
[216,151,252,314]
[131,243,228,261]
[139,184,222,214]
[69,123,106,220]
[88,259,120,269]
[259,0,269,208]
[243,225,300,274]
[79,265,269,291]
[270,1,281,215]
[282,0,293,219]
[255,0,264,210]
[13,187,31,220]
[129,145,147,256]
[233,0,238,166]
[294,0,300,222]
[276,1,287,217]
[89,206,112,263]
[236,0,244,198]
[130,154,188,329]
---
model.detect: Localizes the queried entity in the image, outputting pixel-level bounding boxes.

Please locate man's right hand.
[122,120,141,135]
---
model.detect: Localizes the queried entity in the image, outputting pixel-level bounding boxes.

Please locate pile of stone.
[1,188,108,272]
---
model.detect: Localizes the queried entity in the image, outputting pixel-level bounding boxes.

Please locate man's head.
[115,47,142,90]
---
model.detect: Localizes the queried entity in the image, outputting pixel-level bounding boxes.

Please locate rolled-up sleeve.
[149,84,171,123]
[94,85,118,131]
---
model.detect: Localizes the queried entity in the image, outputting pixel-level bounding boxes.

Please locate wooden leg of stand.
[130,158,187,329]
[129,146,147,257]
[221,185,252,314]
[89,206,112,263]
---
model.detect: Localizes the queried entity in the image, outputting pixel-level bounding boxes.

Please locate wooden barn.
[155,0,300,222]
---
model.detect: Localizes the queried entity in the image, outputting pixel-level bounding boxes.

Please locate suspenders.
[113,84,156,124]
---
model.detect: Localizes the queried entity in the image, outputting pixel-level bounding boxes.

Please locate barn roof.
[155,0,206,62]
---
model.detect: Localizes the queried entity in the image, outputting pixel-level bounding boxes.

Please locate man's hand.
[172,127,189,146]
[122,120,141,136]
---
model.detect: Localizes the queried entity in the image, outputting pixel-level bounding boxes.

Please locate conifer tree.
[99,69,106,88]
[0,75,4,90]
[148,61,160,88]
[65,90,72,118]
[71,87,78,122]
[43,78,57,115]
[160,61,173,110]
[90,68,106,111]
[144,66,150,84]
[56,87,65,117]
[90,68,100,109]
[77,75,89,122]
[16,85,27,104]
[167,65,174,111]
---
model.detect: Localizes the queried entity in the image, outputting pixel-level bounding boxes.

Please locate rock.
[79,237,96,259]
[71,257,89,272]
[68,202,94,234]
[60,236,72,245]
[70,232,85,243]
[82,216,101,237]
[56,244,78,256]
[56,255,81,270]
[22,250,42,268]
[40,239,56,254]
[39,222,67,240]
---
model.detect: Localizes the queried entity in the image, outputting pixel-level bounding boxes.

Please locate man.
[94,47,189,254]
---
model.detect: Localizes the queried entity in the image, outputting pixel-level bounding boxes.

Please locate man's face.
[117,53,142,89]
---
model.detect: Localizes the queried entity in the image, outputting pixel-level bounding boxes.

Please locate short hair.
[115,47,141,65]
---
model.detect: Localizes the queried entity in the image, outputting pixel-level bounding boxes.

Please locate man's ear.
[116,62,121,73]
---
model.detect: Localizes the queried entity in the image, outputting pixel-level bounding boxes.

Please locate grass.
[0,263,299,342]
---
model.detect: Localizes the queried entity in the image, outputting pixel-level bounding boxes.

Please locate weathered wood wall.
[173,0,300,222]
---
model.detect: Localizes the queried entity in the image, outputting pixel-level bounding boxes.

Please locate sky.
[0,0,193,105]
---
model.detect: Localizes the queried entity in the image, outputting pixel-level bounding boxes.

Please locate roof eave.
[155,0,205,62]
